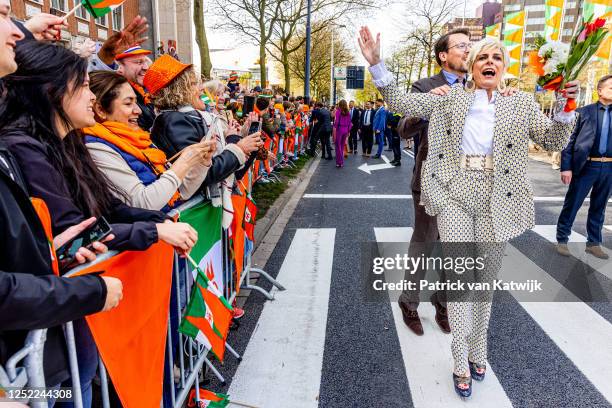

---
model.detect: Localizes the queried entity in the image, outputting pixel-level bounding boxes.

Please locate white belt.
[459,154,494,172]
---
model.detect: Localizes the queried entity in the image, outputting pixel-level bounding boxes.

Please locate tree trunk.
[282,42,291,93]
[283,57,291,94]
[259,43,267,87]
[193,0,212,78]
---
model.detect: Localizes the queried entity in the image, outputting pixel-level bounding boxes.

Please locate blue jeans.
[557,161,612,244]
[375,131,384,156]
[55,319,98,408]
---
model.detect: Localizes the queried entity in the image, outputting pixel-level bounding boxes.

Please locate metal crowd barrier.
[0,155,291,407]
[0,329,48,408]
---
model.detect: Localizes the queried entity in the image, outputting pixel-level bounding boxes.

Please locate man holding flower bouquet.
[556,74,612,260]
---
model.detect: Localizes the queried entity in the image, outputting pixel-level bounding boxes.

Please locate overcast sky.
[203,0,494,82]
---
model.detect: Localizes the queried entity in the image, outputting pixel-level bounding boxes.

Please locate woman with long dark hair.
[0,40,198,408]
[333,99,352,168]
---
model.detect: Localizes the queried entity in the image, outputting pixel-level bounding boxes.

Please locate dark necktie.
[600,105,610,155]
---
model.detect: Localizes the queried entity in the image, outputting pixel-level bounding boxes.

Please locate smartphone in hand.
[56,217,113,271]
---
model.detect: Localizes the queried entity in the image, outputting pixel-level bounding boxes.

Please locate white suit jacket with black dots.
[377,82,576,242]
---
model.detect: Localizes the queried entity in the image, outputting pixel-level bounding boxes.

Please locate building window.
[50,0,67,12]
[525,4,545,12]
[563,15,575,23]
[566,1,577,8]
[112,6,123,31]
[76,6,89,20]
[504,4,522,12]
[96,14,108,27]
[527,17,546,25]
[562,28,573,36]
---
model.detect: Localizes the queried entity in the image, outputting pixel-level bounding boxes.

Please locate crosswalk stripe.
[374,227,513,408]
[501,244,612,405]
[228,229,336,407]
[531,225,612,280]
[606,226,612,232]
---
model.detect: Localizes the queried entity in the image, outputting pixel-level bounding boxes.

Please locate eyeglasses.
[448,42,472,51]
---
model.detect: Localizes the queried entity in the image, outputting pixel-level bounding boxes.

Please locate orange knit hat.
[143,55,192,96]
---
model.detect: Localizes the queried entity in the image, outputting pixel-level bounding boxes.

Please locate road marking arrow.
[358,155,394,174]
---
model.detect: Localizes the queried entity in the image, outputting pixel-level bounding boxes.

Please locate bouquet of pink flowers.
[529,16,608,111]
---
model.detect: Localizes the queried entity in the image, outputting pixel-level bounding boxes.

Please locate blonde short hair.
[466,38,510,91]
[151,67,197,110]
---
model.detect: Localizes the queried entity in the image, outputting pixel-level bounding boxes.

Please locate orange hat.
[115,46,152,61]
[143,55,192,96]
[302,105,310,112]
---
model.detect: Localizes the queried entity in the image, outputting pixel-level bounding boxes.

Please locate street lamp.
[304,0,312,103]
[330,24,346,106]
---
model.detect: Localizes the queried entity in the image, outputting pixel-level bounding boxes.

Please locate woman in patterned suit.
[359,28,579,398]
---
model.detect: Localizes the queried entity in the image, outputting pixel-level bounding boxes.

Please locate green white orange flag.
[485,23,501,39]
[544,0,565,40]
[187,389,230,408]
[179,263,233,362]
[503,11,526,78]
[583,0,612,22]
[180,202,225,292]
[82,0,125,18]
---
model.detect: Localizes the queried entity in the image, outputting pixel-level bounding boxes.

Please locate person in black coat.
[360,101,375,156]
[0,145,121,388]
[348,100,361,154]
[0,8,122,394]
[310,102,333,159]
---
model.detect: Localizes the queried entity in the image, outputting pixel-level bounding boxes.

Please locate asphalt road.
[210,142,612,408]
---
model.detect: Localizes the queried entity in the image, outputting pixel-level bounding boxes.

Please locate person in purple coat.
[333,99,352,168]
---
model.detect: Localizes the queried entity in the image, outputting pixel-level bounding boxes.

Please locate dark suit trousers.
[391,132,401,162]
[361,125,373,154]
[399,189,444,309]
[557,161,612,244]
[349,127,359,152]
[320,129,332,158]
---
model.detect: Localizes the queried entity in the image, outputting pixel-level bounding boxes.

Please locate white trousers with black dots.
[438,169,506,376]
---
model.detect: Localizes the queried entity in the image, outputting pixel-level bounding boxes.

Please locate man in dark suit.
[310,102,333,159]
[348,100,361,154]
[360,101,375,157]
[556,74,612,260]
[398,28,471,336]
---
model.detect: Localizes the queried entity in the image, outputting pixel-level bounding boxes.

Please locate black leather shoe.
[372,154,381,159]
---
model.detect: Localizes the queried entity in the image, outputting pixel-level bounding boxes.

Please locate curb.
[252,157,319,253]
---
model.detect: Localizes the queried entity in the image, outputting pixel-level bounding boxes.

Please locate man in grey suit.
[398,28,471,336]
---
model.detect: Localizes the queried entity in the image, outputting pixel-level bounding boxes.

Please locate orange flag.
[74,242,175,408]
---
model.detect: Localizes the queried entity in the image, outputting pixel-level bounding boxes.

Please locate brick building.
[10,0,194,64]
[10,0,140,48]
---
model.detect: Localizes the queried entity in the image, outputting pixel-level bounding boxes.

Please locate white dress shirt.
[363,109,372,126]
[462,90,496,154]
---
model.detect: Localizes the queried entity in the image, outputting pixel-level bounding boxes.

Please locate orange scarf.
[83,122,169,174]
[83,122,182,207]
